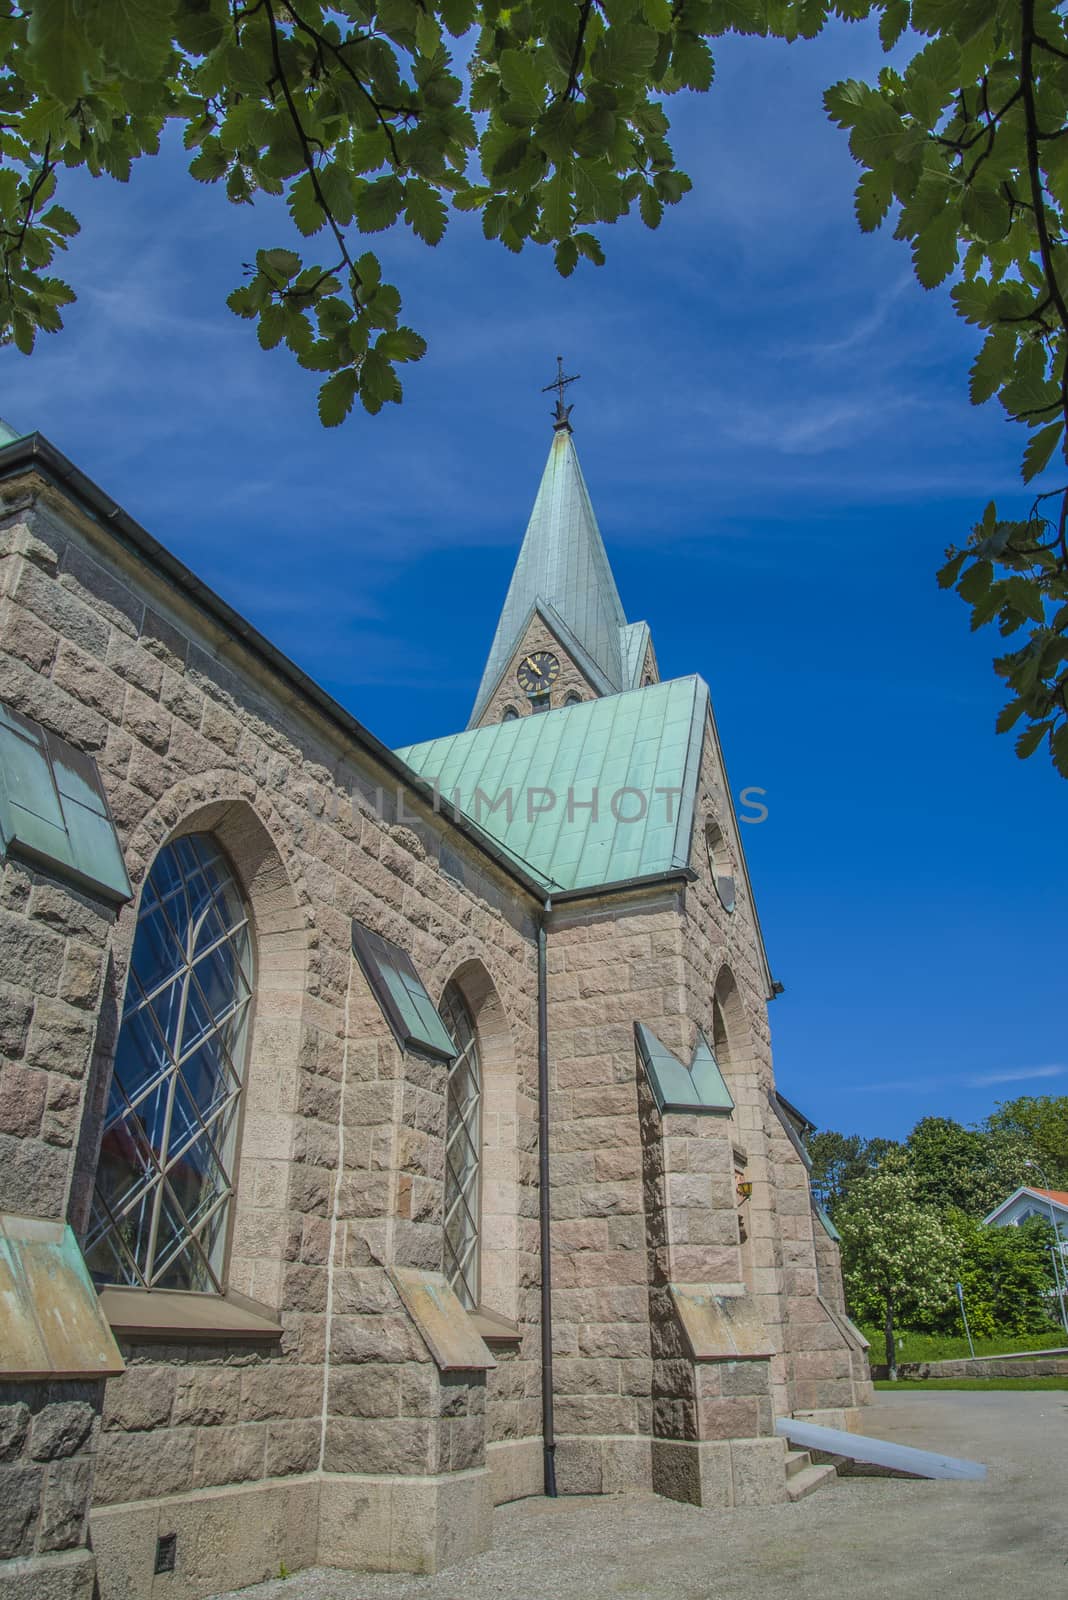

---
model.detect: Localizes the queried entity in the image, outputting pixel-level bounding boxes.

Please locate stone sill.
[98,1286,283,1341]
[469,1308,523,1348]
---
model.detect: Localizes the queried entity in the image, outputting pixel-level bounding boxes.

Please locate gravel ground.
[210,1392,1068,1600]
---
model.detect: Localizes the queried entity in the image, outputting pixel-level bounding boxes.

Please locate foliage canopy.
[835,1155,958,1373]
[4,0,1068,768]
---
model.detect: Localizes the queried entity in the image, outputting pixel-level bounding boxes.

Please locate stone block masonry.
[0,430,868,1600]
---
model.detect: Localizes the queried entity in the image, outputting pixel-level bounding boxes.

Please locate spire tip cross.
[542,355,580,431]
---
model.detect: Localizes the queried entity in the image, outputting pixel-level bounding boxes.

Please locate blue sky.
[4,21,1066,1145]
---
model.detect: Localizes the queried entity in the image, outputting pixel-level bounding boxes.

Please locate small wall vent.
[155,1533,177,1574]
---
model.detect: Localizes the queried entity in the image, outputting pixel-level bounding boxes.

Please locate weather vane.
[542,355,580,432]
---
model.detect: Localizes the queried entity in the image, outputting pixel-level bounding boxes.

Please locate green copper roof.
[398,676,708,894]
[635,1021,734,1115]
[470,429,640,726]
[0,417,25,446]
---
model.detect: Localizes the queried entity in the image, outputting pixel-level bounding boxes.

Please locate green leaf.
[555,237,579,277]
[260,248,301,282]
[575,232,605,266]
[355,176,405,233]
[592,24,659,86]
[1052,723,1068,779]
[356,252,381,295]
[995,699,1025,734]
[849,98,906,168]
[878,0,909,49]
[968,328,1012,406]
[41,206,80,239]
[855,167,893,231]
[1001,343,1060,421]
[360,348,402,411]
[288,172,325,237]
[951,277,994,327]
[375,326,427,363]
[937,550,966,590]
[671,35,714,93]
[1015,720,1052,759]
[642,0,673,27]
[1022,421,1064,484]
[439,0,475,31]
[189,140,228,183]
[958,558,993,603]
[542,171,571,238]
[498,48,546,112]
[256,305,286,350]
[404,179,447,245]
[961,184,1010,245]
[912,206,958,290]
[78,0,176,81]
[26,0,102,103]
[318,367,360,427]
[639,184,662,229]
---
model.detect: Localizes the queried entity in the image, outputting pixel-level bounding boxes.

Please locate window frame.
[438,979,482,1311]
[351,920,459,1063]
[0,700,132,906]
[85,831,255,1297]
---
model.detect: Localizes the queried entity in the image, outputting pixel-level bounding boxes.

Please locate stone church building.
[0,392,870,1600]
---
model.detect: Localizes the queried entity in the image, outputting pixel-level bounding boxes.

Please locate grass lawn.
[874,1377,1068,1391]
[857,1328,1067,1362]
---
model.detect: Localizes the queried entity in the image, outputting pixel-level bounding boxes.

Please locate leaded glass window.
[439,981,481,1310]
[85,834,253,1293]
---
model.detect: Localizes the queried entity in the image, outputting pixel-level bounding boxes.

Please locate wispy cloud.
[852,1065,1066,1094]
[967,1065,1066,1088]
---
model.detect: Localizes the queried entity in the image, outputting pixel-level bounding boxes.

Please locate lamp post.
[1025,1160,1068,1336]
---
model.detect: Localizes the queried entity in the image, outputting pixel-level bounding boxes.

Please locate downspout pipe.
[538,902,557,1497]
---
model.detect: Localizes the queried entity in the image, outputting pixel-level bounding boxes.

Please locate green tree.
[943,1209,1059,1339]
[0,0,709,422]
[985,1095,1068,1188]
[807,1129,900,1215]
[6,3,1068,769]
[905,1115,1030,1218]
[836,1157,958,1376]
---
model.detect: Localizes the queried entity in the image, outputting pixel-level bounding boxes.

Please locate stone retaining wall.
[871,1351,1068,1380]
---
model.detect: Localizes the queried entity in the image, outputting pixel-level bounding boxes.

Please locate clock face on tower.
[516,651,560,694]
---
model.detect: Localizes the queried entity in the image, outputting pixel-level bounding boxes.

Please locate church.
[0,380,871,1600]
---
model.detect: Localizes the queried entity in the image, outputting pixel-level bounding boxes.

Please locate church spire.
[467,401,638,727]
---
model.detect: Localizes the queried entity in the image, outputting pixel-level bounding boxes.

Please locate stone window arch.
[84,832,253,1293]
[439,979,482,1309]
[705,818,735,914]
[436,958,519,1320]
[78,793,310,1315]
[501,705,520,722]
[563,690,582,705]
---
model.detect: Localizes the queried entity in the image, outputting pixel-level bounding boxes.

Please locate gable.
[472,603,613,728]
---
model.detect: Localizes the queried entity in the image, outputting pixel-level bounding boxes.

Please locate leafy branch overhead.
[4,1,1068,774]
[0,0,705,422]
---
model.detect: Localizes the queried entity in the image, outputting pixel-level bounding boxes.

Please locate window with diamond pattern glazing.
[438,981,481,1310]
[84,833,253,1293]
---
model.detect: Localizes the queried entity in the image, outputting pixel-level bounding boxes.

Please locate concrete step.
[785,1461,838,1501]
[776,1417,987,1482]
[784,1449,812,1479]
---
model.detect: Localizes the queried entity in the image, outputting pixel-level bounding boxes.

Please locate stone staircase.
[784,1447,837,1501]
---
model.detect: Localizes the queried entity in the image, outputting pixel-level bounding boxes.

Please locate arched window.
[438,980,481,1309]
[705,819,736,914]
[501,706,519,722]
[85,833,253,1294]
[563,690,582,705]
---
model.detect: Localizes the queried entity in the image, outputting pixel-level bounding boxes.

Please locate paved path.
[212,1393,1068,1600]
